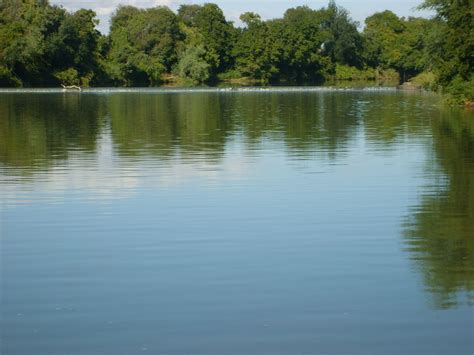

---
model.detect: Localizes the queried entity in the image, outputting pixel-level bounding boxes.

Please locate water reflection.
[1,91,436,172]
[109,93,231,163]
[404,109,474,308]
[1,90,473,312]
[0,93,106,172]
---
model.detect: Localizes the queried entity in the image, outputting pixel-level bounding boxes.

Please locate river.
[1,88,473,354]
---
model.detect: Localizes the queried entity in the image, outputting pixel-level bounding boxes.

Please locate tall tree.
[420,0,473,87]
[107,6,182,86]
[363,10,407,72]
[177,4,202,27]
[51,9,102,85]
[233,13,280,82]
[0,0,102,86]
[176,45,210,83]
[277,6,333,82]
[193,3,235,77]
[322,0,364,67]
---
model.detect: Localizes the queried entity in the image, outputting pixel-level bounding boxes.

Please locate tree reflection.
[404,109,474,308]
[230,92,361,159]
[0,93,106,173]
[108,93,232,163]
[107,92,366,162]
[363,91,433,147]
[1,91,474,308]
[2,91,371,174]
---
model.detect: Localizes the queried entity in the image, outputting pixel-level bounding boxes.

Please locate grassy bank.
[332,65,399,82]
[407,72,474,108]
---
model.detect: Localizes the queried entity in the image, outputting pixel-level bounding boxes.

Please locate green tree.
[0,0,64,85]
[177,4,202,27]
[420,0,473,102]
[51,9,102,86]
[193,3,235,77]
[322,1,364,67]
[107,5,182,86]
[1,0,471,94]
[0,0,103,86]
[277,6,333,82]
[363,11,407,71]
[176,45,210,83]
[363,11,443,82]
[233,13,280,82]
[398,17,436,79]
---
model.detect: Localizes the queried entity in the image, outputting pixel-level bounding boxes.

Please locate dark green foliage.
[52,9,102,85]
[232,5,337,83]
[334,64,376,80]
[322,1,364,67]
[277,6,333,82]
[420,0,473,103]
[176,45,210,83]
[177,4,201,27]
[363,11,408,71]
[363,11,444,82]
[0,65,21,86]
[0,0,471,103]
[0,0,102,86]
[192,4,235,76]
[107,6,182,86]
[399,18,436,76]
[233,13,280,82]
[444,76,474,105]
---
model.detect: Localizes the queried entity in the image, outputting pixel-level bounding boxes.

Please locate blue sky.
[50,0,433,34]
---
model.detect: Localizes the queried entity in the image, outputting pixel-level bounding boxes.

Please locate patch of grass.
[334,65,376,80]
[409,72,438,90]
[217,70,244,81]
[333,65,399,82]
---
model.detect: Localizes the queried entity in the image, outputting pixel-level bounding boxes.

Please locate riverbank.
[400,72,474,108]
[4,78,471,109]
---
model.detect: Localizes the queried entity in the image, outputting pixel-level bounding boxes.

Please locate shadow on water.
[403,108,474,308]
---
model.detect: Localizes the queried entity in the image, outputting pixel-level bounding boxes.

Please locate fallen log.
[61,84,81,92]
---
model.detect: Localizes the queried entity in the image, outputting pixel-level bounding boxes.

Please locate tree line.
[0,0,472,103]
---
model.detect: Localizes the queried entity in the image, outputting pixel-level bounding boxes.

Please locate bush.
[409,72,438,90]
[333,65,399,82]
[375,68,399,81]
[334,64,377,80]
[53,68,97,87]
[54,68,81,86]
[176,46,211,84]
[217,70,243,81]
[131,53,166,86]
[444,76,474,106]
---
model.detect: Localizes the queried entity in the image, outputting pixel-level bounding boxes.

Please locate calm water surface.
[1,89,473,354]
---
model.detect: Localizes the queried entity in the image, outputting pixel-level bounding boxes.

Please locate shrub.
[54,68,81,86]
[334,64,376,80]
[444,75,474,106]
[176,46,211,84]
[410,72,438,90]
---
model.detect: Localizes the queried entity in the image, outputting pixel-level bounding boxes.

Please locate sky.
[50,0,434,34]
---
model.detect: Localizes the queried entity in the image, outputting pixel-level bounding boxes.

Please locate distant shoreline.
[0,86,409,94]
